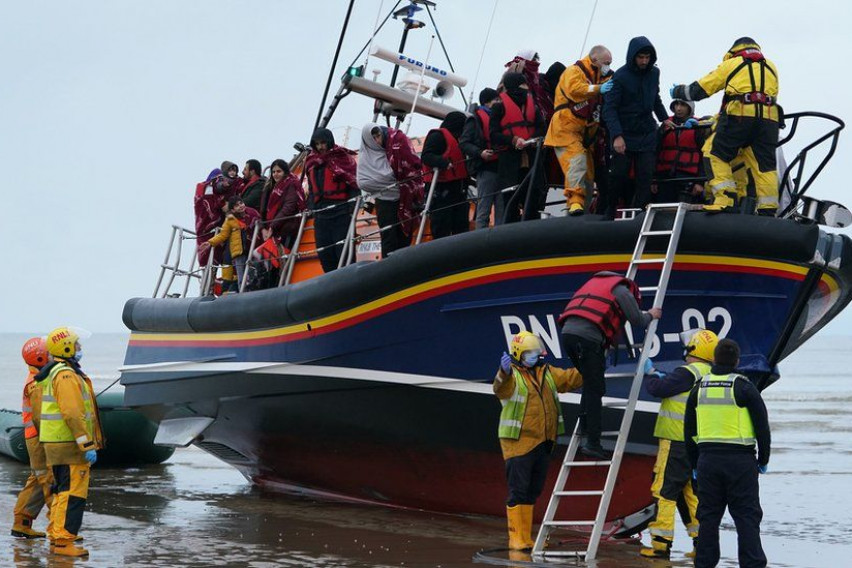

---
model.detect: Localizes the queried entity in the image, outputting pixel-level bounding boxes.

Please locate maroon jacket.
[266,174,305,241]
[304,145,359,206]
[385,128,425,236]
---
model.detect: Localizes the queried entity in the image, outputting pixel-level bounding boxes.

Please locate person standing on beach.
[685,338,771,568]
[36,327,104,557]
[11,337,52,539]
[493,331,583,551]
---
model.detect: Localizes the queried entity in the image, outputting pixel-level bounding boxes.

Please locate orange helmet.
[22,337,48,369]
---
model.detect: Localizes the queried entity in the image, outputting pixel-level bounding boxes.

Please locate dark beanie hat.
[479,87,499,105]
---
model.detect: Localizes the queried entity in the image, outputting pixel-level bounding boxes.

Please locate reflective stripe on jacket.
[39,363,95,446]
[22,368,40,439]
[695,372,756,445]
[498,367,565,440]
[654,361,711,441]
[558,274,641,347]
[422,128,470,183]
[498,92,536,141]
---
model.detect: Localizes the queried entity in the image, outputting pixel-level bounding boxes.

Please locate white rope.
[467,0,499,106]
[404,34,435,135]
[578,0,599,58]
[363,0,386,74]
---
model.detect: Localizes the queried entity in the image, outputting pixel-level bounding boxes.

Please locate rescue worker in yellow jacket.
[494,331,584,551]
[640,329,719,559]
[11,337,52,539]
[671,37,780,214]
[701,115,762,212]
[544,45,613,216]
[35,327,104,557]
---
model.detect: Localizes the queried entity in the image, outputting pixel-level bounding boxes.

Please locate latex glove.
[758,463,768,474]
[683,118,699,129]
[600,81,614,94]
[500,352,512,374]
[643,358,656,375]
[85,450,98,465]
[669,83,678,98]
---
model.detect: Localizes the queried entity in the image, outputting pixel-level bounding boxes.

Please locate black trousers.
[561,334,606,445]
[608,150,657,210]
[498,148,547,223]
[430,182,469,239]
[505,441,553,506]
[710,114,779,173]
[375,198,409,258]
[314,204,354,273]
[696,451,767,568]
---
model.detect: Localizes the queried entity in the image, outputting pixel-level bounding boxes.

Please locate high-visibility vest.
[39,363,94,445]
[695,372,756,446]
[498,366,565,440]
[422,128,469,183]
[498,92,536,141]
[654,361,711,441]
[21,369,38,439]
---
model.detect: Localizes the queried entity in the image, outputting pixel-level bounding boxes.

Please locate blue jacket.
[603,36,669,152]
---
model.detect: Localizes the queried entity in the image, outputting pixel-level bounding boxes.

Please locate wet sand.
[1,335,851,567]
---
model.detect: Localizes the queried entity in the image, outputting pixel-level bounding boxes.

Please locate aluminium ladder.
[532,202,692,562]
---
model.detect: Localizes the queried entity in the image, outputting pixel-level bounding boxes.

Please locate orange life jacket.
[656,117,701,176]
[476,108,497,162]
[558,274,642,346]
[308,164,349,203]
[499,92,536,141]
[21,369,38,439]
[423,128,469,183]
[256,237,283,269]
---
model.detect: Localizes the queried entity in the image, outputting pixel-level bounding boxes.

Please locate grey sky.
[3,0,851,334]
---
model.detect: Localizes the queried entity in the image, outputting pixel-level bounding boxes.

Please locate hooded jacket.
[305,128,359,211]
[602,36,669,152]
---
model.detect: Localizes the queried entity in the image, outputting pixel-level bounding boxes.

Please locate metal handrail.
[415,168,440,244]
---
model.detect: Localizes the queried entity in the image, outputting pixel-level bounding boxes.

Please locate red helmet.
[22,337,48,369]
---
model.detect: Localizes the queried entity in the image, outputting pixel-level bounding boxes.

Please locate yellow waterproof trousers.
[48,463,90,543]
[647,439,698,552]
[553,124,595,209]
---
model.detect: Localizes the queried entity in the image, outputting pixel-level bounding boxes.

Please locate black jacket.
[684,363,771,469]
[459,109,498,175]
[603,36,669,152]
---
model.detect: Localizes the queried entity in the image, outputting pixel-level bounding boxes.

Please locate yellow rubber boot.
[519,504,535,549]
[10,517,45,539]
[51,540,89,557]
[639,537,672,559]
[703,193,735,212]
[506,506,528,550]
[568,203,584,216]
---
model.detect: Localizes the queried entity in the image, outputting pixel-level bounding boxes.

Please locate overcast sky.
[3,0,852,336]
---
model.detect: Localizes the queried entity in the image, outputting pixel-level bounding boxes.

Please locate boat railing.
[777,111,845,219]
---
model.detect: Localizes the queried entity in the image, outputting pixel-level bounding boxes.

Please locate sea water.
[0,332,850,567]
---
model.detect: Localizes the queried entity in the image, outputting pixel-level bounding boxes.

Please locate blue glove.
[643,358,655,375]
[683,118,699,129]
[85,450,97,465]
[758,463,768,474]
[600,81,613,94]
[669,83,677,98]
[692,469,698,480]
[500,352,512,374]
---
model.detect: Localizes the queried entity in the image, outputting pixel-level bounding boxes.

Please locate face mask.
[73,349,83,363]
[521,351,541,367]
[600,63,611,75]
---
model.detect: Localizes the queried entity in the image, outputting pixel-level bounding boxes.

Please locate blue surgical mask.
[600,63,611,75]
[521,351,541,367]
[73,349,83,363]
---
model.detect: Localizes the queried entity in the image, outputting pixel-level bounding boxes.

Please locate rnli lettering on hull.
[500,307,733,358]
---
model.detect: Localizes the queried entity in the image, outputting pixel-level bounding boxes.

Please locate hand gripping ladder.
[532,202,692,562]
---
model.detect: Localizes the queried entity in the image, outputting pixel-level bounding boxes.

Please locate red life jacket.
[499,92,536,141]
[554,60,602,121]
[476,108,498,162]
[308,165,349,204]
[256,237,283,269]
[423,128,469,183]
[557,274,642,346]
[22,370,37,439]
[656,117,701,176]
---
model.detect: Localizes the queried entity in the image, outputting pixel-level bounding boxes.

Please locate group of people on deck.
[192,35,780,293]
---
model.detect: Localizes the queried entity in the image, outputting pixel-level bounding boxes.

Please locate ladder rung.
[601,430,620,436]
[564,460,612,467]
[631,258,666,264]
[545,520,596,527]
[603,401,628,408]
[554,490,605,497]
[538,551,587,557]
[605,372,636,379]
[641,230,673,236]
[639,286,658,293]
